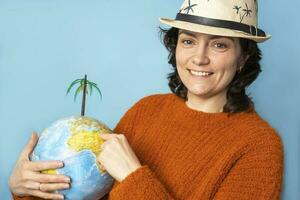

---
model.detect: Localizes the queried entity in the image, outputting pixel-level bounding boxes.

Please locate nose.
[191,45,210,66]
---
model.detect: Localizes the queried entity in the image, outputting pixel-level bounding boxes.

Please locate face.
[176,29,246,101]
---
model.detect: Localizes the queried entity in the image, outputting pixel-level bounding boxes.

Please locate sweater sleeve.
[191,131,284,200]
[12,194,42,200]
[109,96,176,199]
[112,101,141,142]
[108,165,175,200]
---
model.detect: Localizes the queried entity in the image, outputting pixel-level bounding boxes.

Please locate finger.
[40,183,70,192]
[23,170,70,184]
[31,172,71,183]
[103,134,129,152]
[20,132,39,160]
[24,180,40,190]
[100,133,121,140]
[29,190,64,200]
[115,134,126,140]
[101,141,107,150]
[98,148,121,166]
[115,134,130,149]
[101,138,124,152]
[98,162,106,171]
[28,160,64,172]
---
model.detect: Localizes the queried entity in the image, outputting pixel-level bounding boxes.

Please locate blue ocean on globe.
[31,116,114,200]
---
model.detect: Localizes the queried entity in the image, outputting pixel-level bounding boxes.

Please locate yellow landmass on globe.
[37,117,112,179]
[70,117,111,135]
[67,130,104,155]
[67,117,112,174]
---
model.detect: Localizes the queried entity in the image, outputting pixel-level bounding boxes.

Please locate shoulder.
[131,93,176,109]
[136,93,175,104]
[233,111,283,153]
[119,93,175,120]
[227,112,284,179]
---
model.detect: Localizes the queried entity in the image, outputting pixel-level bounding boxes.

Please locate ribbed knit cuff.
[111,165,152,192]
[109,165,172,199]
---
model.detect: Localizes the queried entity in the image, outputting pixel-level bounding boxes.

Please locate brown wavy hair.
[159,27,262,113]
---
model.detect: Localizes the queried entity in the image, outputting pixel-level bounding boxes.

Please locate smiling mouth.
[188,69,214,77]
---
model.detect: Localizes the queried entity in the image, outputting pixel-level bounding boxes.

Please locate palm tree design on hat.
[233,5,242,14]
[242,3,252,17]
[233,3,252,23]
[182,0,198,14]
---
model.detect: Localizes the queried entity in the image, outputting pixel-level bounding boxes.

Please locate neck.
[186,91,227,113]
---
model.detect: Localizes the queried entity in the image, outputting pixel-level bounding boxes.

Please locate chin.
[186,85,211,98]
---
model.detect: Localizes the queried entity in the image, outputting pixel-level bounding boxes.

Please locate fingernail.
[59,161,64,167]
[59,195,64,200]
[63,183,70,189]
[65,177,71,183]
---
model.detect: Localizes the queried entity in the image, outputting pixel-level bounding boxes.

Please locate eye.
[181,39,193,46]
[214,42,227,49]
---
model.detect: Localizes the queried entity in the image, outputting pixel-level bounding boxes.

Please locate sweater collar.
[171,94,254,123]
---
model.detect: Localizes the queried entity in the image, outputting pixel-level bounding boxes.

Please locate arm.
[105,97,176,199]
[108,137,283,200]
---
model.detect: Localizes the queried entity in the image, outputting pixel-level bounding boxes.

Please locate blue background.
[0,0,299,199]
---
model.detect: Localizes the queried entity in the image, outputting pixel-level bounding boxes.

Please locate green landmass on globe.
[31,75,114,200]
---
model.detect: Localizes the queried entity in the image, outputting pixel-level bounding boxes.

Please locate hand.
[9,133,71,200]
[98,134,142,182]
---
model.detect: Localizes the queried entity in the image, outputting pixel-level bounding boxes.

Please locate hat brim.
[159,17,271,43]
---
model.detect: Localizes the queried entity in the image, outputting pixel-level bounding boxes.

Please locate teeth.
[189,70,212,76]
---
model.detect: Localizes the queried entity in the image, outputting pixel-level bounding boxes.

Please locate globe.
[31,116,114,200]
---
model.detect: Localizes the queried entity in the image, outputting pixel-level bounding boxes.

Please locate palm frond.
[80,78,85,86]
[80,78,89,95]
[74,84,84,101]
[87,80,93,96]
[90,82,102,100]
[66,79,82,95]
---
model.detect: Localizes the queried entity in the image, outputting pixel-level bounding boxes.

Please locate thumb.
[20,132,39,160]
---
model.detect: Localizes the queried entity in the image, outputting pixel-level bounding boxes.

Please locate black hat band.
[175,13,266,37]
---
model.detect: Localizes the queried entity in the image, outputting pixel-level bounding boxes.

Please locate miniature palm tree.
[66,74,102,116]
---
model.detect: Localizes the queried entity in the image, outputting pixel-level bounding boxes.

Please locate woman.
[9,0,283,199]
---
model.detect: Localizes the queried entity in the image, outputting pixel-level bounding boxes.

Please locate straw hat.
[159,0,270,42]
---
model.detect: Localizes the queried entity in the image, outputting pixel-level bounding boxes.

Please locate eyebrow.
[178,30,197,37]
[178,30,234,42]
[210,35,234,42]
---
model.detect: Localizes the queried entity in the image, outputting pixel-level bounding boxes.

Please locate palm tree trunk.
[81,74,87,116]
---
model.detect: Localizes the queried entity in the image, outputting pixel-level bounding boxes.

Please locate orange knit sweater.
[12,93,283,200]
